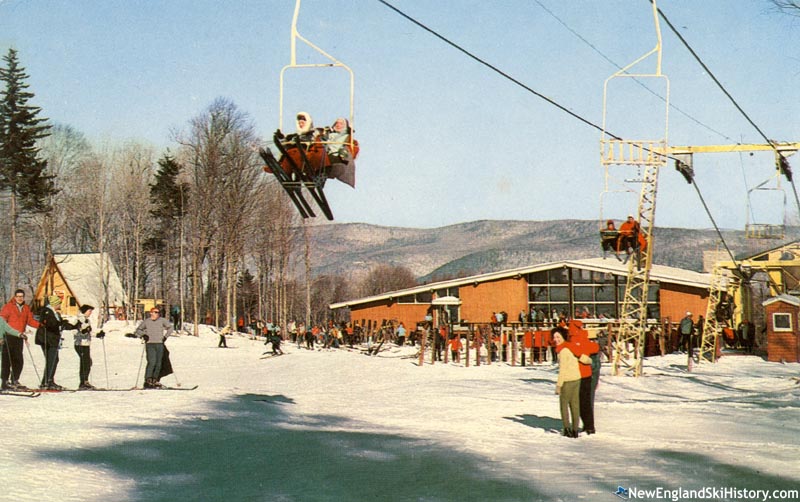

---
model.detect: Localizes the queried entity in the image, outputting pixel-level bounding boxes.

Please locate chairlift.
[744,173,786,240]
[260,0,358,221]
[599,185,646,263]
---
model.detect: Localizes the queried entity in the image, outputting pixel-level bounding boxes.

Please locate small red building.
[762,294,800,363]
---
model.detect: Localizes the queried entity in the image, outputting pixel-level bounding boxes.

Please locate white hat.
[686,311,692,316]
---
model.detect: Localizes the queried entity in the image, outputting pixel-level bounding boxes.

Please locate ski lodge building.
[330,257,711,330]
[34,253,128,324]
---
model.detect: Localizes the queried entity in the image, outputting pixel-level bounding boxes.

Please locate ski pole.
[170,353,182,387]
[135,341,146,388]
[101,337,109,388]
[24,340,42,384]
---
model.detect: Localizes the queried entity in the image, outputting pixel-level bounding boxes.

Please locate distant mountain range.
[306,220,800,282]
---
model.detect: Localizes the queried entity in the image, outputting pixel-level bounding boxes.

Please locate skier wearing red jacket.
[1,289,39,390]
[567,319,600,435]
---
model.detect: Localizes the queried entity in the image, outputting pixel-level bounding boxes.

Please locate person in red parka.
[617,215,645,264]
[1,289,40,390]
[567,319,600,435]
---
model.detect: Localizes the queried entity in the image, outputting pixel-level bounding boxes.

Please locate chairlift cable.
[379,0,741,265]
[377,0,618,139]
[738,148,759,229]
[651,0,800,224]
[690,179,738,264]
[533,0,735,143]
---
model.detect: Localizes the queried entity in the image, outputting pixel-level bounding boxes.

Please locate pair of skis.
[140,385,198,391]
[1,386,199,396]
[259,133,334,220]
[0,389,41,398]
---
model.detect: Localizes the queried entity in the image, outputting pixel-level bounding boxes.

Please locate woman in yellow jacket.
[553,326,581,438]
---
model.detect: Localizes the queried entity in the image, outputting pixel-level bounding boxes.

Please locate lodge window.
[436,287,459,298]
[549,286,569,302]
[527,267,659,320]
[548,269,569,284]
[416,291,433,303]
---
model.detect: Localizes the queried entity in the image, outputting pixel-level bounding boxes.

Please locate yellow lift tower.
[668,143,800,363]
[601,0,669,376]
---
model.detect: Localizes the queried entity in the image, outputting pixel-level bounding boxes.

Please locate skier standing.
[135,307,173,388]
[679,312,694,352]
[73,304,104,389]
[0,289,38,390]
[38,295,68,390]
[0,317,25,387]
[553,326,581,438]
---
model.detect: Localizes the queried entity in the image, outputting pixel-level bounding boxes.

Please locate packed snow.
[2,321,799,502]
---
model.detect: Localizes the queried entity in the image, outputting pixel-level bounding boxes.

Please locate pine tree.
[150,152,189,225]
[0,48,54,210]
[148,152,190,307]
[0,47,55,287]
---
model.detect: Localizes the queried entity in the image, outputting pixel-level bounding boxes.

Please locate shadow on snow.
[39,393,544,502]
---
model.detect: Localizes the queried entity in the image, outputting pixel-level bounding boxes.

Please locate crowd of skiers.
[234,318,372,351]
[0,290,174,391]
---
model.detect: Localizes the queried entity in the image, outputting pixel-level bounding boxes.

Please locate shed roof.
[330,257,711,310]
[762,294,800,307]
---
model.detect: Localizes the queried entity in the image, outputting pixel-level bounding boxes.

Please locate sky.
[1,0,799,230]
[2,321,798,501]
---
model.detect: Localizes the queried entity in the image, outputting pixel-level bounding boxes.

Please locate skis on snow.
[138,385,199,391]
[0,390,41,398]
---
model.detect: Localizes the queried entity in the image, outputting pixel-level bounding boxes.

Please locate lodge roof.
[330,257,711,310]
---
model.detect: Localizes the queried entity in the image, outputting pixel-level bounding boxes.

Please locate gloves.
[142,335,149,342]
[96,330,105,339]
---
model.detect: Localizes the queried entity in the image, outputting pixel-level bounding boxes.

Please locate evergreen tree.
[0,48,54,211]
[147,152,190,303]
[0,47,55,286]
[150,152,189,225]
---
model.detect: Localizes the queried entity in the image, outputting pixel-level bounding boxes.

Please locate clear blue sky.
[1,0,799,230]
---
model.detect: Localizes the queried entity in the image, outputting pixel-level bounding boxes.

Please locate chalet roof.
[47,253,128,309]
[330,257,711,310]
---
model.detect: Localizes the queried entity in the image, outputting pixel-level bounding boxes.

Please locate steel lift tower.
[601,1,669,376]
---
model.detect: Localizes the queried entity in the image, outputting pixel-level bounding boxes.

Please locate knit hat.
[79,304,95,314]
[48,295,62,307]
